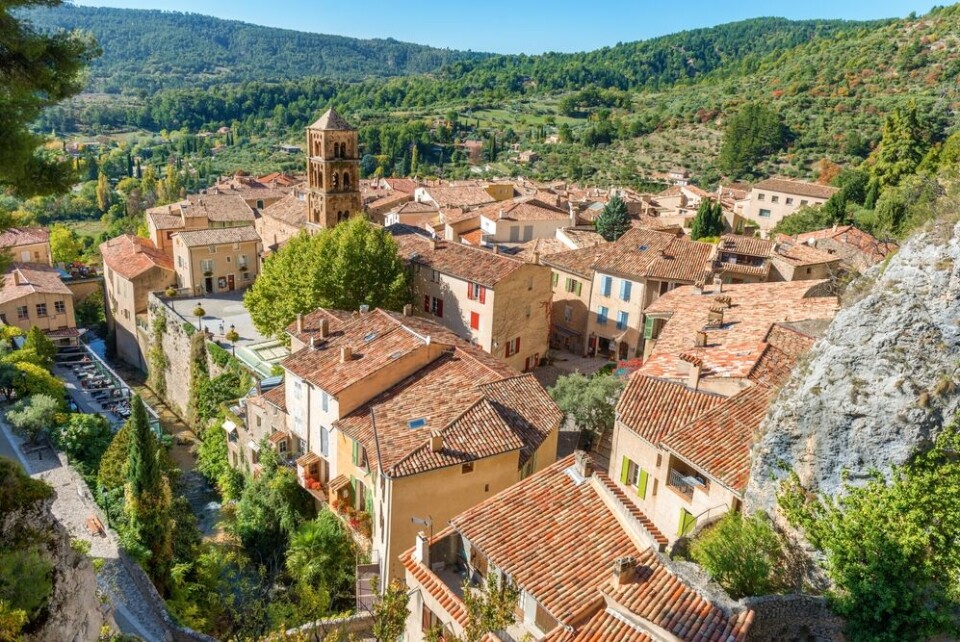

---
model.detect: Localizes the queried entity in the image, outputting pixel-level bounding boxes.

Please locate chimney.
[693,279,705,295]
[255,379,263,396]
[707,305,724,327]
[574,450,593,478]
[680,353,703,390]
[695,330,707,347]
[532,250,541,265]
[414,531,430,566]
[714,294,732,308]
[340,346,353,363]
[712,273,723,293]
[432,237,441,250]
[12,270,21,286]
[403,303,413,317]
[319,318,329,339]
[310,336,317,350]
[296,313,303,334]
[430,431,443,453]
[493,244,500,255]
[568,202,577,227]
[359,304,370,314]
[611,556,638,588]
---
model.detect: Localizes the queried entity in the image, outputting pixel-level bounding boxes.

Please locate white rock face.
[746,219,960,511]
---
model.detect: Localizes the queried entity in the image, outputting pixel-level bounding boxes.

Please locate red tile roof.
[773,240,841,267]
[595,228,713,284]
[719,235,773,258]
[752,178,839,200]
[794,225,897,263]
[0,227,49,248]
[616,376,725,445]
[99,234,174,280]
[0,264,72,305]
[474,198,568,223]
[261,192,308,226]
[389,224,525,287]
[542,245,607,279]
[173,226,261,248]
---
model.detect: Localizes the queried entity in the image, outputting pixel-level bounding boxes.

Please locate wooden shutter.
[620,456,630,484]
[552,272,558,287]
[470,312,480,330]
[423,295,430,312]
[678,509,697,536]
[436,299,444,318]
[479,286,486,304]
[575,281,582,297]
[643,316,656,339]
[637,469,648,499]
[467,282,474,299]
[352,440,359,466]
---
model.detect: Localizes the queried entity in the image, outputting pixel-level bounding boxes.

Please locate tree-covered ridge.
[20,4,490,92]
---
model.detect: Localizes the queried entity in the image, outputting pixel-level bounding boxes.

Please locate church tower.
[306,108,362,229]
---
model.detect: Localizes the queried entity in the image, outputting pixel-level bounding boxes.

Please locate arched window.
[332,173,339,189]
[342,172,351,189]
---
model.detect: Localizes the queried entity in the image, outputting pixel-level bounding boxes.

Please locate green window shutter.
[637,469,648,499]
[575,281,582,297]
[352,440,359,466]
[365,490,374,515]
[552,272,558,287]
[620,456,630,484]
[643,316,655,340]
[678,509,697,537]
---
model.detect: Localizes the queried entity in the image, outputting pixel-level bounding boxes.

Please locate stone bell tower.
[306,107,362,229]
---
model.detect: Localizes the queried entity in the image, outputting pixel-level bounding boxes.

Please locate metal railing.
[666,469,695,499]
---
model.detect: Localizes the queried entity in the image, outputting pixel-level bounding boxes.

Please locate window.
[470,311,480,331]
[467,282,486,303]
[16,306,28,320]
[430,269,440,283]
[208,245,217,254]
[226,256,231,263]
[563,305,573,324]
[293,380,303,400]
[278,438,288,454]
[616,310,628,330]
[601,275,612,297]
[256,415,262,427]
[565,277,576,293]
[242,271,251,281]
[620,456,649,499]
[756,193,765,201]
[320,426,329,456]
[430,296,444,318]
[297,438,307,455]
[786,197,794,205]
[505,336,521,357]
[509,226,520,242]
[54,300,65,315]
[351,440,368,469]
[522,225,534,241]
[35,303,47,318]
[238,255,248,268]
[19,250,29,262]
[177,255,185,268]
[771,195,779,203]
[596,306,609,325]
[620,280,632,302]
[321,391,329,413]
[256,200,264,209]
[758,209,772,218]
[552,272,558,288]
[800,199,809,206]
[201,259,214,273]
[461,462,475,474]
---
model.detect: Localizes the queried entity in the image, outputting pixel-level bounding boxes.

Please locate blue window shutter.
[602,276,611,296]
[621,280,632,302]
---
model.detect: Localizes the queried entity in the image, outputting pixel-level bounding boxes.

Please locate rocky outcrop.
[2,496,107,642]
[746,218,960,511]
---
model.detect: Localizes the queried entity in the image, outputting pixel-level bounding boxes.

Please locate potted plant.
[203,270,213,277]
[164,286,178,298]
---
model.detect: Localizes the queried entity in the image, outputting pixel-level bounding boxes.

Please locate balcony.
[666,468,709,500]
[296,452,327,503]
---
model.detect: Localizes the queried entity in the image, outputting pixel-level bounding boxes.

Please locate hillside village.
[8,2,960,641]
[35,108,891,641]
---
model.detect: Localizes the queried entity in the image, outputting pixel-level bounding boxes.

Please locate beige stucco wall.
[0,290,75,337]
[609,420,739,543]
[173,237,261,295]
[9,242,52,266]
[104,263,175,369]
[743,189,830,238]
[586,271,647,359]
[479,215,567,243]
[549,267,593,355]
[770,258,839,282]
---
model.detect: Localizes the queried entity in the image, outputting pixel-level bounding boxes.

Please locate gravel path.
[0,416,170,642]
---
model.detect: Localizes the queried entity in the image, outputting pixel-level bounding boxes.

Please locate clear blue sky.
[72,0,935,54]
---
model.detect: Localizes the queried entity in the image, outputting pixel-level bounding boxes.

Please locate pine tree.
[871,102,931,191]
[691,198,724,239]
[595,195,630,241]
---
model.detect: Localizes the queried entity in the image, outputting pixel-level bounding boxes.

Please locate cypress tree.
[595,195,630,241]
[126,396,160,498]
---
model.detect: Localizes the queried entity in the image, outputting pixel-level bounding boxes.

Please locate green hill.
[21,4,490,91]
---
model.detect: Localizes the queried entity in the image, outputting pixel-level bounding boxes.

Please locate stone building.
[306,108,362,229]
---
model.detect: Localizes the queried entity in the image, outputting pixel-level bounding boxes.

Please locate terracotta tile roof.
[385,178,418,194]
[309,107,354,131]
[718,235,773,258]
[422,186,499,209]
[173,226,261,248]
[441,208,478,225]
[594,228,713,284]
[641,282,837,382]
[99,234,174,280]
[257,172,301,187]
[661,384,775,494]
[541,245,605,278]
[0,264,72,305]
[794,225,897,263]
[449,456,639,623]
[474,198,568,223]
[262,382,286,412]
[395,201,439,215]
[460,228,484,246]
[148,210,184,231]
[560,227,606,249]
[716,261,770,279]
[0,227,49,248]
[512,237,570,261]
[752,178,838,200]
[616,375,724,445]
[185,193,256,223]
[367,191,411,211]
[261,193,308,227]
[773,240,840,267]
[389,224,525,287]
[401,532,468,624]
[286,308,355,344]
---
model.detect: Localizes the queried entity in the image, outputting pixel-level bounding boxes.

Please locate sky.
[72,0,936,54]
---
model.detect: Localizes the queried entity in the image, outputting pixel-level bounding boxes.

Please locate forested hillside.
[21,4,489,91]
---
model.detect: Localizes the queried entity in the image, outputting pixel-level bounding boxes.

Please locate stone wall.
[743,594,845,642]
[285,612,375,640]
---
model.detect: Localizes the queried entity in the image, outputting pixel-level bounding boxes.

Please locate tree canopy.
[549,371,624,436]
[717,102,790,179]
[690,198,724,240]
[0,0,99,196]
[595,195,630,242]
[245,218,411,338]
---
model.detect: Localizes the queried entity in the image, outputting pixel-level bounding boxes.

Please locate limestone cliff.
[1,488,107,642]
[746,217,960,511]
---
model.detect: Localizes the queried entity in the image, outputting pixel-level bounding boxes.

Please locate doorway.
[204,276,213,293]
[227,274,235,291]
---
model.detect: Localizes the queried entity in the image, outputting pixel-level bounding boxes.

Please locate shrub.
[689,511,785,599]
